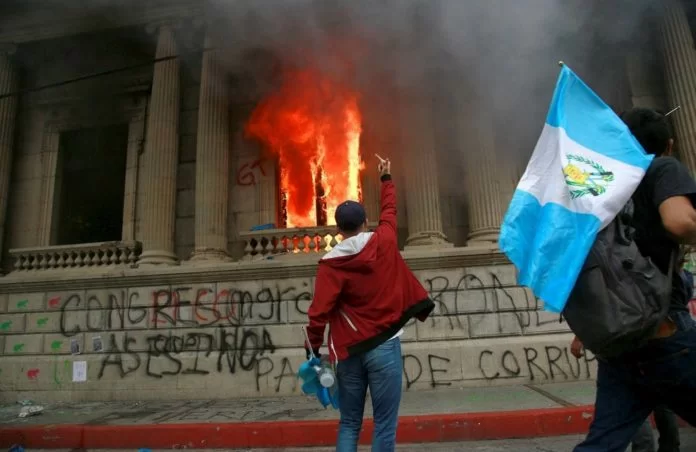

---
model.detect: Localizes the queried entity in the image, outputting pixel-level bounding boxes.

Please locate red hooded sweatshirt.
[306,175,435,362]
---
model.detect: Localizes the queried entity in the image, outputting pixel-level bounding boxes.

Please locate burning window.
[246,69,364,228]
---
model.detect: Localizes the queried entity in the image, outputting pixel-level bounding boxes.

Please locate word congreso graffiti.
[1,266,590,395]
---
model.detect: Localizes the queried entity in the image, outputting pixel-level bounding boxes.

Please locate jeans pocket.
[638,347,696,385]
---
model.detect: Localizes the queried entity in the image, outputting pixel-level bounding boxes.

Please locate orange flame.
[245,69,364,228]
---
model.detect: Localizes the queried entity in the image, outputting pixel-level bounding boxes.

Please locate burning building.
[245,68,364,229]
[0,0,694,404]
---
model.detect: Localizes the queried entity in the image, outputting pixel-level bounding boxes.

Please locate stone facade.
[0,1,694,402]
[0,259,584,402]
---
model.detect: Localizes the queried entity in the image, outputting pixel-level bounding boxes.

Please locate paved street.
[25,430,696,450]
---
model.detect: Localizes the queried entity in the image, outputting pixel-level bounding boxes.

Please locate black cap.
[335,201,366,232]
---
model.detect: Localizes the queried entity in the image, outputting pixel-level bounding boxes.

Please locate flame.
[245,68,364,228]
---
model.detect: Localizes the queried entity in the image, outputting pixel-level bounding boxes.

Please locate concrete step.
[0,381,603,449]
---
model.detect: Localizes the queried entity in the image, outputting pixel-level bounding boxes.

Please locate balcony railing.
[238,224,376,261]
[9,241,141,271]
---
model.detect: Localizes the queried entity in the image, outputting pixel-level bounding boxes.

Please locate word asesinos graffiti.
[97,327,594,391]
[98,326,298,392]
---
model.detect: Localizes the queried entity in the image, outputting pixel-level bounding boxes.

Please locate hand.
[305,346,320,361]
[376,154,391,177]
[570,336,584,359]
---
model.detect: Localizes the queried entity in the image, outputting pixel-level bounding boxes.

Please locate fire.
[245,68,364,228]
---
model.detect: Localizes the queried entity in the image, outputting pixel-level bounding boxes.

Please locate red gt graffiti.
[26,369,40,380]
[237,158,267,186]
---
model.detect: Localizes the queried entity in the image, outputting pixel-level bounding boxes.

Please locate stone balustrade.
[239,224,377,260]
[239,226,342,260]
[9,241,141,271]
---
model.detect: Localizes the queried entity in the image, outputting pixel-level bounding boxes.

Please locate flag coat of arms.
[499,65,654,313]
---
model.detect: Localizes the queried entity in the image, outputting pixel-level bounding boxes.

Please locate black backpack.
[562,199,676,359]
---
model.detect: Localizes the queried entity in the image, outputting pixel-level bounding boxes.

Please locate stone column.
[191,33,231,261]
[139,23,180,265]
[660,0,696,173]
[399,95,451,248]
[0,46,18,270]
[463,110,505,243]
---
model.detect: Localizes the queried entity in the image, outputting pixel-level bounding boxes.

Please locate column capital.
[145,18,184,36]
[192,16,213,31]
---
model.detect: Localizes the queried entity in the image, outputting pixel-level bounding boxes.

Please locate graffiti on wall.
[0,267,584,394]
[237,158,268,186]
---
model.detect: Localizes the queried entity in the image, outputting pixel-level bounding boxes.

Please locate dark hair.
[619,108,672,156]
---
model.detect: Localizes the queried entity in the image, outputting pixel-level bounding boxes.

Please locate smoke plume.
[2,0,665,194]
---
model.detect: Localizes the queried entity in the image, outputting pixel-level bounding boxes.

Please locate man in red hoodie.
[305,157,435,452]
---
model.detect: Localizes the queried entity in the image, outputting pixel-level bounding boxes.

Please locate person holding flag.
[499,63,696,451]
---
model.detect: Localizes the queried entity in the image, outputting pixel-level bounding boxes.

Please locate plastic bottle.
[316,365,336,388]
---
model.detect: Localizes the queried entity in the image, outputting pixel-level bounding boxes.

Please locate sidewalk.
[0,381,598,449]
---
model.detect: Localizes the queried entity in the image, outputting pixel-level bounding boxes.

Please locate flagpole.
[665,106,681,117]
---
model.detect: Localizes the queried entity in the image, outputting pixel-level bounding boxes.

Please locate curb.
[0,405,595,449]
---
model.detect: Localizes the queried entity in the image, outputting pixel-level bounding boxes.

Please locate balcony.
[9,241,141,271]
[238,224,377,261]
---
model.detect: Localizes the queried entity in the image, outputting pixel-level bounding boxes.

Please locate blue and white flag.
[499,65,654,313]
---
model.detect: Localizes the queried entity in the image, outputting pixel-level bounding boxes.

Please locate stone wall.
[0,263,591,403]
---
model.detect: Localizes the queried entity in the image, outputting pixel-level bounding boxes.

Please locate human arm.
[376,157,397,239]
[305,265,342,356]
[660,197,696,243]
[653,158,696,244]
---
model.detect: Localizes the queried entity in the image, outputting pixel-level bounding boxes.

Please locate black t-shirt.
[631,156,696,312]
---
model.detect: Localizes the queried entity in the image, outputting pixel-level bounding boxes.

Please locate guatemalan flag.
[499,64,654,313]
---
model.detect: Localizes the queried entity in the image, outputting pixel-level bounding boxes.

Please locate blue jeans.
[575,311,696,452]
[631,405,680,452]
[336,338,402,452]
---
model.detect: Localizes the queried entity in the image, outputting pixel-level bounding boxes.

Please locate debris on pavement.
[18,404,44,418]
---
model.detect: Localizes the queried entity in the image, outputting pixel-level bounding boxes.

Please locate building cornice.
[0,1,203,44]
[0,246,509,293]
